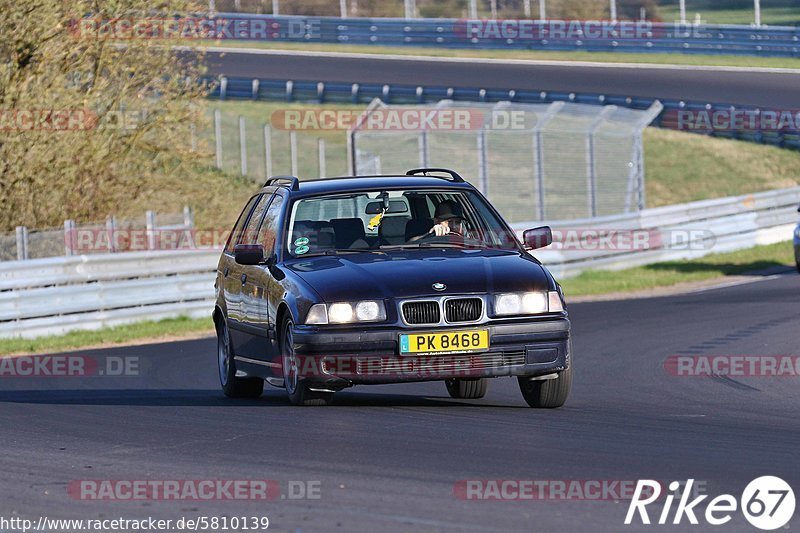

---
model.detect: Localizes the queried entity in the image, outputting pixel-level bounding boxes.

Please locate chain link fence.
[352,100,662,223]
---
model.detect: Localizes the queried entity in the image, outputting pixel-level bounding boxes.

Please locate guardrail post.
[251,79,260,100]
[382,85,390,103]
[146,211,157,251]
[264,125,273,178]
[351,83,360,104]
[214,109,222,169]
[239,116,248,176]
[64,220,76,256]
[290,131,299,177]
[318,138,327,177]
[15,226,28,261]
[285,80,294,102]
[317,82,325,103]
[219,76,227,100]
[106,216,117,253]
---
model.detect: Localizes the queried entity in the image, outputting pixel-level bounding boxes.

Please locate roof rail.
[405,168,465,183]
[264,176,300,191]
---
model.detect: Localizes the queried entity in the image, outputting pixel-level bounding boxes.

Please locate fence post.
[290,131,299,177]
[264,125,273,178]
[15,226,28,261]
[318,138,327,177]
[532,101,564,220]
[183,206,194,228]
[477,127,489,197]
[523,0,531,18]
[469,0,478,18]
[418,131,429,167]
[540,0,546,20]
[146,211,157,251]
[239,116,248,176]
[272,0,279,15]
[106,216,117,253]
[340,0,347,18]
[214,109,222,169]
[190,121,197,153]
[586,105,616,218]
[64,220,76,256]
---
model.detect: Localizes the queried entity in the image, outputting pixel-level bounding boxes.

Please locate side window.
[224,195,261,254]
[257,195,285,254]
[240,193,273,246]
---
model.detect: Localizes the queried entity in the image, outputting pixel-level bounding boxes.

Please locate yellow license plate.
[400,330,489,355]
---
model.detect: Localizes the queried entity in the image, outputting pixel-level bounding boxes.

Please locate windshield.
[286,189,520,257]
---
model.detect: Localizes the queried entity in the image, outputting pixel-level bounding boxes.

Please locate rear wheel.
[281,318,334,406]
[217,320,264,399]
[518,342,573,408]
[796,261,800,274]
[445,378,488,399]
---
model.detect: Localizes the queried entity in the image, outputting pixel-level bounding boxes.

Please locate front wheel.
[445,378,488,399]
[217,320,264,399]
[518,342,573,408]
[281,318,334,406]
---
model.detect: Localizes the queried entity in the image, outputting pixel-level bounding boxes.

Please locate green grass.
[0,316,214,356]
[202,41,800,70]
[660,5,800,26]
[561,241,796,297]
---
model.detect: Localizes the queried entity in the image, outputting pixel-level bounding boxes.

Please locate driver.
[411,200,468,241]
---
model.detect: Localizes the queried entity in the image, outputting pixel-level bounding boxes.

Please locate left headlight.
[305,301,387,325]
[494,291,564,316]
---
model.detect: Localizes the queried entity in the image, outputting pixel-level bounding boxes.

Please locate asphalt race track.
[203,49,800,108]
[2,272,798,532]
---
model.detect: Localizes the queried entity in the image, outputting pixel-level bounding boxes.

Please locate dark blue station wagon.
[214,169,572,406]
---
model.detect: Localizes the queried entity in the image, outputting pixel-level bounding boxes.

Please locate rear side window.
[224,195,260,254]
[240,193,274,245]
[257,194,285,254]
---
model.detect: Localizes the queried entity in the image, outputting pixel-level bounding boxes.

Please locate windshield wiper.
[298,248,371,257]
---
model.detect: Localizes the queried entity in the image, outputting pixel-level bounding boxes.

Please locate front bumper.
[292,318,570,386]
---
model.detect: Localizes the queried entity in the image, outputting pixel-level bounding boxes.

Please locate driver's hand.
[430,223,450,236]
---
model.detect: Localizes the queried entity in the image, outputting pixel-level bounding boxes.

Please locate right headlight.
[494,291,563,316]
[305,301,387,325]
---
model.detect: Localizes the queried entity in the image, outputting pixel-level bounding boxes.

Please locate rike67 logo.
[625,477,795,530]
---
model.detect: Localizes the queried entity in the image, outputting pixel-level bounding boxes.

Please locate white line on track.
[194,45,800,75]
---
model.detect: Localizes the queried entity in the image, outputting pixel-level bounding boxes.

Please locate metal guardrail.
[1,188,797,339]
[207,77,800,151]
[215,14,800,57]
[515,186,800,278]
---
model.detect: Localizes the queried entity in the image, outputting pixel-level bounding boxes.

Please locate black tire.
[518,342,573,408]
[217,320,264,399]
[796,261,800,274]
[280,317,334,406]
[445,378,488,399]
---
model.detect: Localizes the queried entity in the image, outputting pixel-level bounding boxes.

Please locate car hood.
[286,249,553,302]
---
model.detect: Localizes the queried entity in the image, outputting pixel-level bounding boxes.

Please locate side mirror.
[234,244,265,265]
[523,226,553,250]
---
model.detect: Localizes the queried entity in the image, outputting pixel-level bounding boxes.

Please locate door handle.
[241,274,247,285]
[223,267,229,277]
